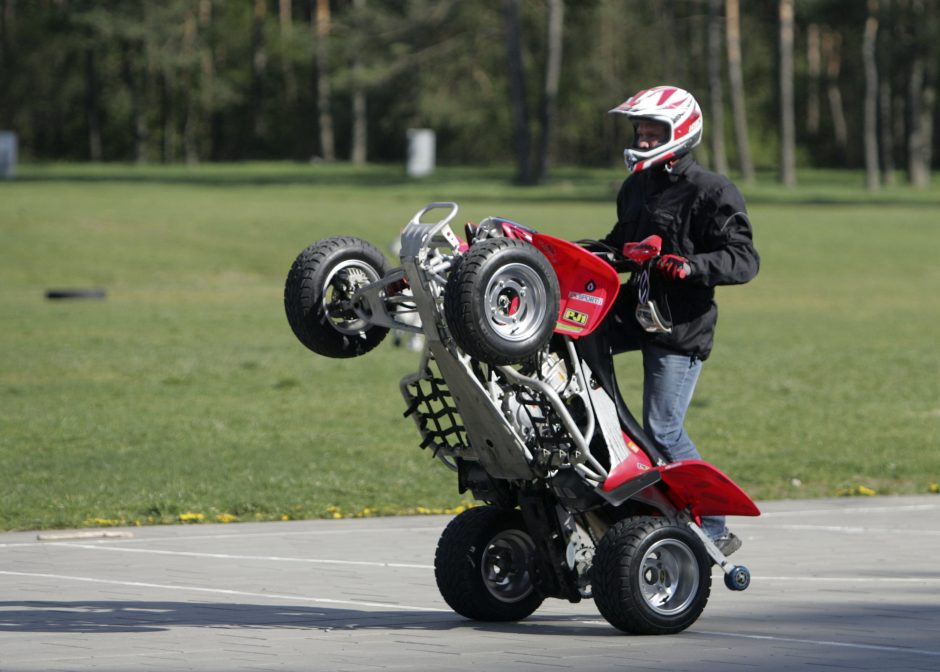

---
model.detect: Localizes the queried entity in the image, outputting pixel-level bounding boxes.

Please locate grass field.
[1,162,938,531]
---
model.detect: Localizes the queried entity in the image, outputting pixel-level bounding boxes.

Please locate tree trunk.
[199,0,217,160]
[725,0,754,182]
[878,0,895,187]
[707,0,728,175]
[907,0,935,188]
[907,59,935,188]
[183,7,199,164]
[863,1,880,192]
[121,41,148,164]
[823,29,848,158]
[84,48,102,162]
[350,0,367,165]
[160,71,176,163]
[778,0,796,187]
[806,23,821,136]
[315,0,335,162]
[1,0,16,73]
[879,76,896,186]
[534,0,563,183]
[279,0,298,104]
[503,0,532,184]
[658,1,680,83]
[0,0,9,71]
[598,1,619,154]
[351,88,367,165]
[252,0,268,144]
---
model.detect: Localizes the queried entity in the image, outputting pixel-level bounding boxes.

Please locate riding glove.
[656,254,692,280]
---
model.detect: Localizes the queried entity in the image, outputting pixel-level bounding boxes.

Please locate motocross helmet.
[610,85,703,174]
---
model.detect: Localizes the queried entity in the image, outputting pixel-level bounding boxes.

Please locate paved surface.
[1,495,938,671]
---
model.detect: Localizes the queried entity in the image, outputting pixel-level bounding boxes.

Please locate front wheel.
[435,506,544,621]
[444,238,560,366]
[284,236,390,358]
[593,517,712,635]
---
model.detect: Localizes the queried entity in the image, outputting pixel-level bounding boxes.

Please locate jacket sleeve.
[687,182,760,287]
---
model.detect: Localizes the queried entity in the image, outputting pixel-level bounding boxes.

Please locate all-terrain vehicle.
[284,202,758,634]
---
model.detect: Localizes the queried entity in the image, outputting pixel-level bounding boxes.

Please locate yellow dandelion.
[332,512,342,519]
[929,483,939,493]
[838,485,877,497]
[92,518,120,527]
[215,513,238,523]
[179,512,205,523]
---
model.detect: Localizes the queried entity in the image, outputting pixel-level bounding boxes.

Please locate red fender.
[528,233,621,338]
[494,220,621,338]
[656,460,760,517]
[602,459,760,518]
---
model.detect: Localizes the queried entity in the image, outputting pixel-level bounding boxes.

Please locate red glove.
[656,254,692,280]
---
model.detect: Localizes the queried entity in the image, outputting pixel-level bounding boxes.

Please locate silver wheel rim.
[638,538,700,616]
[481,529,536,603]
[483,262,549,343]
[322,260,381,335]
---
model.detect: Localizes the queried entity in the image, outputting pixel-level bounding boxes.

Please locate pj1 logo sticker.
[563,307,588,326]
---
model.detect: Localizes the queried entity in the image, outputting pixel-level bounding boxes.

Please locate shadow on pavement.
[0,600,613,637]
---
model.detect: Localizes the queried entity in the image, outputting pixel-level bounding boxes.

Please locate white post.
[406,128,435,178]
[0,132,17,179]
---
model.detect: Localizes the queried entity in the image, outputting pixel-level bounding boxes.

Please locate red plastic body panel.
[500,224,621,339]
[657,460,760,517]
[601,435,656,488]
[602,458,759,517]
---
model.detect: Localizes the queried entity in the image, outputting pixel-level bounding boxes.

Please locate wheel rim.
[322,260,382,335]
[638,538,700,616]
[481,529,536,603]
[483,263,549,343]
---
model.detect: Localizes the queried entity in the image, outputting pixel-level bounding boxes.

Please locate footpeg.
[685,520,752,592]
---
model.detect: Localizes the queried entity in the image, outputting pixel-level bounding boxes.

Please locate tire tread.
[435,506,544,622]
[444,238,558,366]
[284,236,390,358]
[593,516,711,635]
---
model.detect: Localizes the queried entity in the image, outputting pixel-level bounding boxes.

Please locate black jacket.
[602,154,759,360]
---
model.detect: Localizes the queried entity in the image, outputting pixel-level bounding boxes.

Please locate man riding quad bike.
[283,198,759,635]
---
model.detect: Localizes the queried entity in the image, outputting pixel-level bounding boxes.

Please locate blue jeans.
[642,345,727,540]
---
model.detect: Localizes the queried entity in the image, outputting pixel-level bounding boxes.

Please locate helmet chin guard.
[610,86,703,174]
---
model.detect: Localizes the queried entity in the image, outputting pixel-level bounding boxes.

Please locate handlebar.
[576,239,643,273]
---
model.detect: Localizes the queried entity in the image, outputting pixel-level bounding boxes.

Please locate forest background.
[1,0,937,188]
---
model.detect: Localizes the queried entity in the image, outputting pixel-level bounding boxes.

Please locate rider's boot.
[714,531,742,557]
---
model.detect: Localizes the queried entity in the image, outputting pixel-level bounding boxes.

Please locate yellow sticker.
[555,321,583,334]
[563,308,588,325]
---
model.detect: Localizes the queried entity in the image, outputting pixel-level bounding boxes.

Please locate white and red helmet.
[610,85,703,174]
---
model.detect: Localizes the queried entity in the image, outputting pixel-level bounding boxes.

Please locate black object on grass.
[45,288,107,300]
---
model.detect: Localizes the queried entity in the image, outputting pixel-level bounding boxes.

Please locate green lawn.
[1,162,938,530]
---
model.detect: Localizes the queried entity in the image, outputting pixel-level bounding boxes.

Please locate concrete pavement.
[1,495,938,671]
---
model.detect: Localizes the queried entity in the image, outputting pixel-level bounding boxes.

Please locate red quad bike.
[284,202,759,635]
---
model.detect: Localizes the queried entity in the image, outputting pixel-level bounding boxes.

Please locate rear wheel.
[284,236,390,358]
[435,506,544,621]
[593,516,711,635]
[444,238,559,366]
